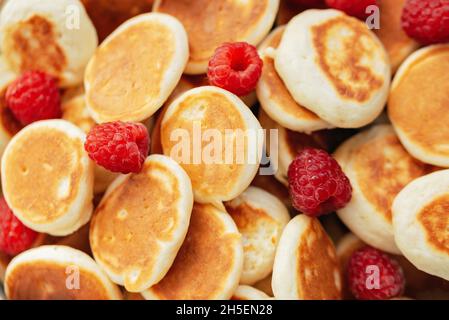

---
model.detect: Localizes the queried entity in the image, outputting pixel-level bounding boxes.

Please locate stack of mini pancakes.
[0,0,448,300]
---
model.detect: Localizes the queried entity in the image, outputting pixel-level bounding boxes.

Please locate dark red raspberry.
[348,246,405,300]
[0,197,38,256]
[5,71,61,126]
[207,42,263,96]
[289,0,325,7]
[85,121,149,174]
[402,0,449,45]
[287,148,352,217]
[325,0,378,19]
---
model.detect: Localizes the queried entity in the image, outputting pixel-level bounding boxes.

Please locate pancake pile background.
[0,0,448,301]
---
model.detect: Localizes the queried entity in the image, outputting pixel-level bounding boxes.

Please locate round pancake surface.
[85,13,188,123]
[224,186,290,285]
[90,155,193,292]
[389,45,449,167]
[257,26,332,133]
[334,125,436,254]
[374,0,418,73]
[153,0,279,74]
[272,214,342,300]
[142,203,243,300]
[275,9,390,128]
[0,0,98,87]
[161,86,262,204]
[232,285,270,300]
[1,120,94,236]
[392,169,449,281]
[5,245,122,300]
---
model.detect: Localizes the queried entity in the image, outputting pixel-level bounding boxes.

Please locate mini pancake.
[161,86,263,204]
[258,109,334,186]
[90,155,193,292]
[272,214,342,300]
[275,9,390,128]
[80,0,153,42]
[374,0,418,73]
[334,125,436,254]
[85,13,188,123]
[392,169,449,281]
[337,233,449,300]
[0,55,21,159]
[5,245,122,300]
[0,0,98,87]
[153,0,279,74]
[224,186,290,285]
[232,285,270,300]
[142,203,243,300]
[61,94,118,194]
[1,120,94,236]
[389,45,449,167]
[257,26,332,133]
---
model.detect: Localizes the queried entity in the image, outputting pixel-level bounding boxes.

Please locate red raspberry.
[5,71,61,126]
[0,197,38,256]
[325,0,378,19]
[207,42,263,96]
[287,148,352,217]
[402,0,449,45]
[85,121,149,174]
[348,246,405,300]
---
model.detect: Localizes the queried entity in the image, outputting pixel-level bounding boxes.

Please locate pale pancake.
[80,0,153,41]
[0,0,98,87]
[161,86,263,204]
[275,9,390,128]
[258,108,334,186]
[142,203,243,300]
[224,186,290,285]
[85,13,188,123]
[153,0,279,74]
[232,285,270,300]
[61,95,119,194]
[257,26,332,133]
[272,214,342,300]
[389,45,449,167]
[337,233,449,300]
[5,245,122,300]
[392,169,449,281]
[374,0,418,73]
[90,155,193,292]
[1,120,94,236]
[334,125,436,254]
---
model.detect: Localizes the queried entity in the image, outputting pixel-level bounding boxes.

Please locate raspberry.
[287,148,352,217]
[0,197,38,256]
[85,121,149,174]
[348,246,405,300]
[402,0,449,45]
[325,0,378,19]
[5,71,61,126]
[207,42,263,96]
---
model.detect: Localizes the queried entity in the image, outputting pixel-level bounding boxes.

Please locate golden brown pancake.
[374,0,418,73]
[81,0,153,42]
[1,120,94,236]
[272,215,342,300]
[389,45,449,167]
[142,203,243,300]
[90,155,193,292]
[5,245,122,300]
[161,86,262,204]
[85,13,188,123]
[153,0,279,74]
[257,27,331,133]
[335,125,437,254]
